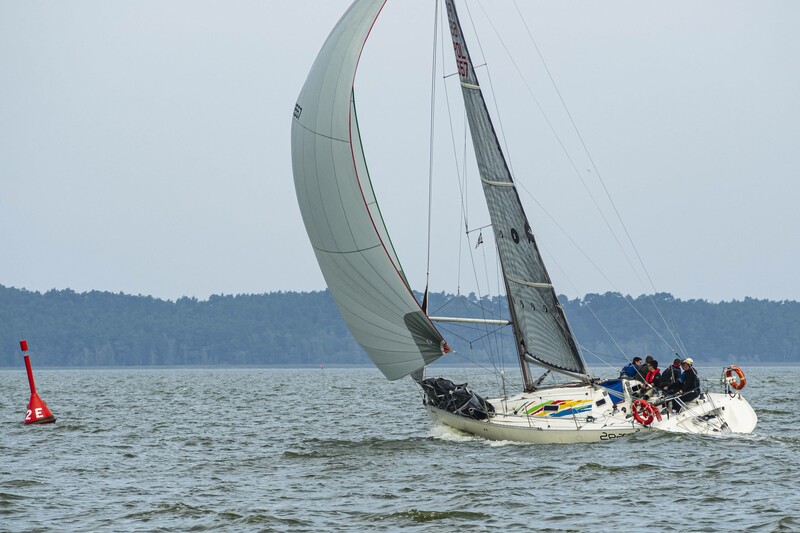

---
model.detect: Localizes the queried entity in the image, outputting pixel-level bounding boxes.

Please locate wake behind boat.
[290,0,757,444]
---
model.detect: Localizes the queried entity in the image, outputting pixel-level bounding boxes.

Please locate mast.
[443,0,590,383]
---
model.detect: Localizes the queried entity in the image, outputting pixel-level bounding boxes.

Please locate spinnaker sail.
[291,0,449,381]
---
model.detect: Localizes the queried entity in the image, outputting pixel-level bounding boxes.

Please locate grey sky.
[1,1,798,302]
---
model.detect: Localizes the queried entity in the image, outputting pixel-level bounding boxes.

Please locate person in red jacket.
[641,360,661,399]
[644,359,661,385]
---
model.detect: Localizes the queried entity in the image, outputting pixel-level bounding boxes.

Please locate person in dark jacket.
[659,358,683,412]
[639,355,654,382]
[669,358,701,412]
[620,357,643,379]
[659,358,682,389]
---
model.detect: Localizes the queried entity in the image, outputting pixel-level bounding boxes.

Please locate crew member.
[620,357,643,379]
[669,358,700,412]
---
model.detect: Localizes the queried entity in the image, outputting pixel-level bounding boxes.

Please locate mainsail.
[443,0,589,380]
[291,0,449,381]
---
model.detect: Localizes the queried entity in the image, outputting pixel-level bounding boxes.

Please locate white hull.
[426,404,640,444]
[425,382,757,444]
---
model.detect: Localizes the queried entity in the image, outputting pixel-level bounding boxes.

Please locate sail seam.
[313,243,383,255]
[294,121,349,144]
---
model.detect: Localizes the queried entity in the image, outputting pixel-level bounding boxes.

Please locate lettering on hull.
[599,431,629,441]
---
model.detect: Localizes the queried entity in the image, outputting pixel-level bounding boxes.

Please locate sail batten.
[292,0,448,381]
[506,276,553,289]
[481,178,515,187]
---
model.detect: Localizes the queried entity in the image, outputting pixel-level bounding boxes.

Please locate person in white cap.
[668,357,701,412]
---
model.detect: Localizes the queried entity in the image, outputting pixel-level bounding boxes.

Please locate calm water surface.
[1,366,798,532]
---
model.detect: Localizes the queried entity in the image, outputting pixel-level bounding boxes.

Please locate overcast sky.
[1,1,798,302]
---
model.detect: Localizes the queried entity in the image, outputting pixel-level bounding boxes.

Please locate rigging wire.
[447,347,518,385]
[473,0,640,290]
[509,0,685,352]
[670,319,690,357]
[456,109,469,296]
[473,1,684,354]
[471,8,614,233]
[518,182,677,351]
[487,240,508,376]
[543,246,631,367]
[579,346,629,365]
[433,1,505,382]
[438,323,511,346]
[479,230,504,371]
[463,0,551,388]
[461,1,517,176]
[425,0,497,386]
[459,2,614,381]
[435,3,472,299]
[424,0,440,305]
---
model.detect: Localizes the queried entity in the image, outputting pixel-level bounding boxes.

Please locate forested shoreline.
[1,284,798,367]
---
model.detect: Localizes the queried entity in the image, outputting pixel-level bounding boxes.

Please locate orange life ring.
[725,365,746,390]
[632,399,655,425]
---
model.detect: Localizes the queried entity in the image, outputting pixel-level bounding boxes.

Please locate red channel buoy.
[20,340,56,425]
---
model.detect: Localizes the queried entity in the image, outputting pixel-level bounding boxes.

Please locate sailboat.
[291,0,757,443]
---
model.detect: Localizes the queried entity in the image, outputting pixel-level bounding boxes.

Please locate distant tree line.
[1,284,798,367]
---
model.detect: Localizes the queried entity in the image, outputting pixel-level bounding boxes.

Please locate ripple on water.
[0,492,29,508]
[365,508,490,524]
[0,366,797,532]
[576,462,639,474]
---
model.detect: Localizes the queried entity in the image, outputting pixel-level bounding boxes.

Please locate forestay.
[291,0,449,381]
[444,0,589,380]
